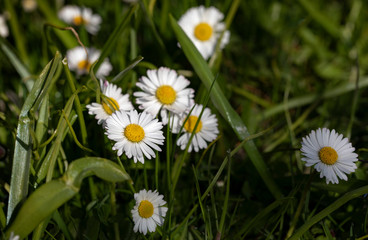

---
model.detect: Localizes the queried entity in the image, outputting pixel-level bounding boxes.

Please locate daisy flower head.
[66,46,112,78]
[178,5,230,60]
[86,80,134,125]
[134,67,195,125]
[0,14,9,38]
[58,5,102,35]
[131,189,168,235]
[105,110,165,164]
[176,104,219,152]
[300,128,358,184]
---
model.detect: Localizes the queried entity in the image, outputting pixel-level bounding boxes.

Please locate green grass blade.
[298,0,341,39]
[4,0,29,65]
[290,185,368,240]
[5,157,130,239]
[36,0,76,48]
[6,55,56,223]
[170,15,283,200]
[94,4,138,72]
[218,150,231,237]
[0,38,34,91]
[258,76,368,121]
[36,89,78,183]
[111,56,144,83]
[63,58,88,146]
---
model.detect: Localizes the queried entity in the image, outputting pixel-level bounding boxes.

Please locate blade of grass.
[170,15,283,199]
[36,0,76,48]
[111,56,144,83]
[94,4,138,72]
[290,184,368,240]
[63,58,88,146]
[298,0,341,39]
[217,150,232,239]
[0,38,34,91]
[258,76,368,121]
[4,0,29,65]
[346,57,359,138]
[7,53,59,223]
[172,129,270,236]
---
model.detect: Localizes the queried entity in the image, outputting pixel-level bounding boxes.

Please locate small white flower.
[8,232,20,240]
[0,14,9,38]
[131,189,168,235]
[176,104,219,152]
[87,80,134,125]
[300,128,358,184]
[22,0,37,12]
[66,46,112,78]
[134,67,194,125]
[105,110,165,163]
[58,5,102,35]
[178,5,230,60]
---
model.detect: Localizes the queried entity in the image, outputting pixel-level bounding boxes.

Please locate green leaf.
[5,157,130,239]
[169,15,283,200]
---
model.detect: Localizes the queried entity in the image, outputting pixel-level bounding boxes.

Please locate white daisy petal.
[300,128,358,184]
[66,46,112,78]
[105,110,164,163]
[131,189,167,235]
[87,80,134,125]
[176,104,219,152]
[134,67,195,123]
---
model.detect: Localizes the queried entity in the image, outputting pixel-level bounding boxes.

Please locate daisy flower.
[178,5,230,60]
[66,46,112,78]
[134,67,194,125]
[176,104,219,152]
[58,5,102,35]
[105,110,165,163]
[0,14,9,38]
[131,189,168,235]
[86,80,134,125]
[300,128,358,184]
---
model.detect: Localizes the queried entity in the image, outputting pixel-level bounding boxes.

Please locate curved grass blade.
[5,157,130,239]
[0,38,33,91]
[94,4,138,72]
[111,56,144,83]
[7,52,62,223]
[289,185,368,240]
[170,15,282,199]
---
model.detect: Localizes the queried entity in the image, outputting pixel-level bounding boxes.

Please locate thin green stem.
[285,173,314,239]
[110,183,120,240]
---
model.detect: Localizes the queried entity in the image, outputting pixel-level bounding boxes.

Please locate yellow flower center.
[124,124,145,142]
[138,200,154,218]
[184,116,202,133]
[155,85,177,105]
[319,147,338,165]
[77,60,91,71]
[102,97,120,115]
[194,22,213,41]
[73,16,85,26]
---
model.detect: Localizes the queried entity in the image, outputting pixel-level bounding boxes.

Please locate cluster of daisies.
[57,4,229,235]
[58,4,231,80]
[85,68,219,235]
